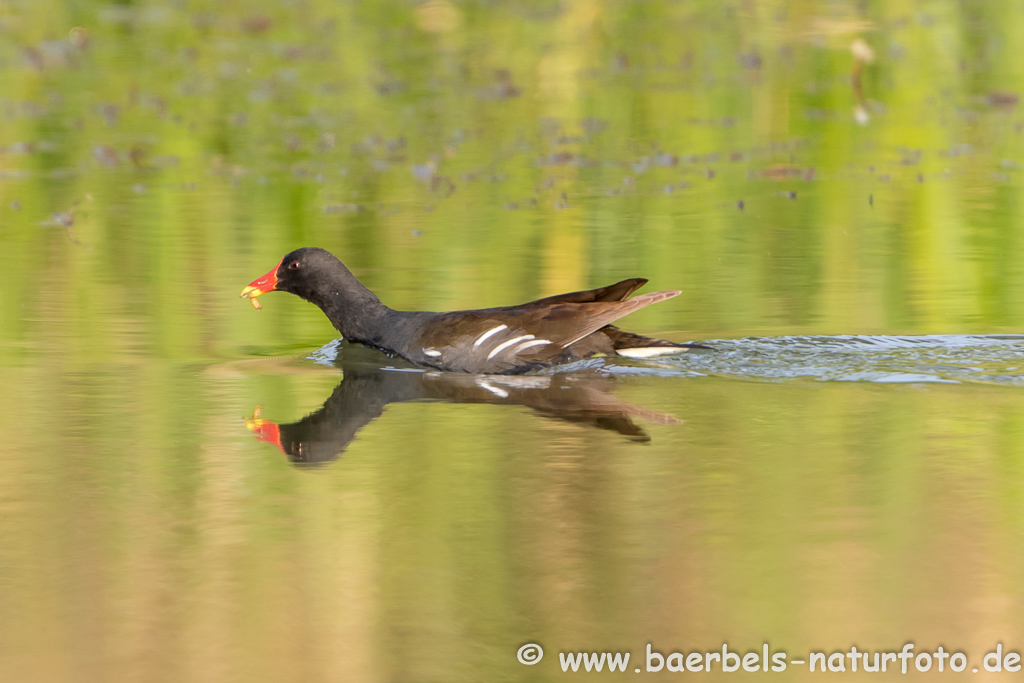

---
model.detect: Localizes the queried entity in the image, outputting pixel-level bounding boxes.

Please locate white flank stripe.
[487,334,534,360]
[512,339,551,355]
[423,348,441,357]
[617,347,683,359]
[476,379,509,398]
[473,324,508,348]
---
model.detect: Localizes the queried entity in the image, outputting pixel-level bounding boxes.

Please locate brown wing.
[521,278,648,306]
[532,290,681,348]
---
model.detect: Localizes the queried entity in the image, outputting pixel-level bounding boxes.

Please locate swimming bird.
[241,247,706,374]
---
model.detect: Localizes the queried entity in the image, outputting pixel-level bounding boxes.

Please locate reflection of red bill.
[245,407,283,453]
[240,258,283,310]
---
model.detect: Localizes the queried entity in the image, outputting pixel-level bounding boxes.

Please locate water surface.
[4,1,1024,681]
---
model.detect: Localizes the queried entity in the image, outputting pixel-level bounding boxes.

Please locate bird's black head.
[241,247,378,314]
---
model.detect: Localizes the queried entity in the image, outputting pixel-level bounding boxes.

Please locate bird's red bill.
[240,258,282,310]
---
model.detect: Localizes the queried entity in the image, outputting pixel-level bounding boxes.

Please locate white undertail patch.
[474,324,508,348]
[423,348,441,357]
[487,334,534,360]
[617,347,684,359]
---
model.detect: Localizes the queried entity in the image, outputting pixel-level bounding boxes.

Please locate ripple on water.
[648,335,1024,385]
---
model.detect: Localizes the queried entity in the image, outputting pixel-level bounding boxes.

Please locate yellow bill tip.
[240,285,265,310]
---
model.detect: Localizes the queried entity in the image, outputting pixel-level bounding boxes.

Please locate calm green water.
[4,1,1024,681]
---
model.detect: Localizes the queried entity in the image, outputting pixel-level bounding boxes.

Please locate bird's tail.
[604,326,713,358]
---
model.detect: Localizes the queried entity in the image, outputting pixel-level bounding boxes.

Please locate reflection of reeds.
[851,39,875,125]
[1,1,1020,352]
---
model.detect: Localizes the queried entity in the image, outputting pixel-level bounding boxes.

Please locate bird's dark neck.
[309,285,398,345]
[285,254,413,350]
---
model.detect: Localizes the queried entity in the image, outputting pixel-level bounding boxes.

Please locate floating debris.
[738,51,762,70]
[430,176,455,197]
[97,103,119,127]
[373,78,407,96]
[41,195,92,246]
[93,145,120,167]
[415,0,462,33]
[581,118,608,135]
[760,164,804,180]
[128,144,149,169]
[411,161,436,182]
[318,132,336,152]
[68,27,89,49]
[988,91,1019,109]
[538,151,577,166]
[655,153,678,167]
[631,157,650,173]
[478,70,521,100]
[900,149,922,165]
[241,14,272,34]
[323,204,365,214]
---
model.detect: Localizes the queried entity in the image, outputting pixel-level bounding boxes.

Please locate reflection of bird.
[242,247,709,374]
[245,343,680,467]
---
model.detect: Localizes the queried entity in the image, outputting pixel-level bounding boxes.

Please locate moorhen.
[241,247,705,374]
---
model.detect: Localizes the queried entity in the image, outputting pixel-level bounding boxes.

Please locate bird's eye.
[288,261,301,270]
